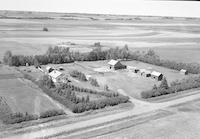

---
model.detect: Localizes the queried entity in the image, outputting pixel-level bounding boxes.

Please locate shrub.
[43,27,48,31]
[40,109,65,118]
[89,78,99,87]
[2,112,38,124]
[70,70,87,81]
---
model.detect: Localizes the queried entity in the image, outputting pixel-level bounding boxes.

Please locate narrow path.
[3,89,200,139]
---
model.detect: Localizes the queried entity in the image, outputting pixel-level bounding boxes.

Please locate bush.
[40,109,65,118]
[2,112,38,124]
[142,75,200,99]
[43,27,48,31]
[89,78,99,87]
[70,70,87,81]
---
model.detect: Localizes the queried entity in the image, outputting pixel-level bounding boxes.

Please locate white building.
[48,70,63,83]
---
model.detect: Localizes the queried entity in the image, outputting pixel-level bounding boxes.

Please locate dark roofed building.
[108,59,126,70]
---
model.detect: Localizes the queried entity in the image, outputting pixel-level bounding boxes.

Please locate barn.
[108,59,126,70]
[151,71,163,81]
[180,69,188,75]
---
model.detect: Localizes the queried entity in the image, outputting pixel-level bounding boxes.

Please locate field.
[0,11,200,63]
[95,99,200,139]
[0,65,60,123]
[33,60,187,98]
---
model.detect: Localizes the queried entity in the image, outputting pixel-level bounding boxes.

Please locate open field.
[95,99,200,139]
[0,65,61,123]
[0,11,200,63]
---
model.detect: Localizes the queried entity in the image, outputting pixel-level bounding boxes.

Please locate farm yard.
[26,59,188,99]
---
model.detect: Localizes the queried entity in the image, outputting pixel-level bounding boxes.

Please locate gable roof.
[151,71,162,77]
[108,59,119,66]
[49,70,63,79]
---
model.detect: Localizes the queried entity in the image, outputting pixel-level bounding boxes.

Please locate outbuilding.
[151,71,163,81]
[48,70,64,83]
[108,59,126,70]
[180,69,188,75]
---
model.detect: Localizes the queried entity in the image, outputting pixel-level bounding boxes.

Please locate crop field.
[0,11,200,63]
[0,65,60,122]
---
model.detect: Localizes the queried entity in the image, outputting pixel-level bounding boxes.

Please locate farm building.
[46,66,54,73]
[108,59,126,70]
[151,71,163,81]
[180,69,188,75]
[140,69,151,77]
[48,70,64,83]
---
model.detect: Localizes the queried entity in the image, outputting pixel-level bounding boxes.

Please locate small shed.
[180,69,188,75]
[108,59,126,70]
[151,71,163,81]
[48,70,63,83]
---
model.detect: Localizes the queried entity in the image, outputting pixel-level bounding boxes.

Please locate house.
[48,70,64,83]
[139,69,151,77]
[108,59,126,70]
[180,69,188,75]
[151,71,163,81]
[46,66,54,73]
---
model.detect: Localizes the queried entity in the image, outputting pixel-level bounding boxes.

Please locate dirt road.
[3,89,200,139]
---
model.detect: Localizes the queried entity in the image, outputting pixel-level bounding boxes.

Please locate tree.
[3,50,12,65]
[159,77,169,89]
[34,58,40,68]
[43,27,48,32]
[152,84,157,90]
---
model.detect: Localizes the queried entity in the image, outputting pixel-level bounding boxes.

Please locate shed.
[180,69,188,75]
[48,70,63,83]
[108,59,126,70]
[151,71,163,81]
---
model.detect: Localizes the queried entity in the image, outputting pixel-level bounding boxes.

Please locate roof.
[49,70,63,79]
[151,71,162,77]
[46,66,52,71]
[108,59,119,66]
[180,69,187,72]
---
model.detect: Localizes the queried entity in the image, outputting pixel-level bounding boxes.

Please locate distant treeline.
[3,45,200,74]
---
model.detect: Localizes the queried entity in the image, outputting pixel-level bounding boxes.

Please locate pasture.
[0,11,200,63]
[0,65,60,123]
